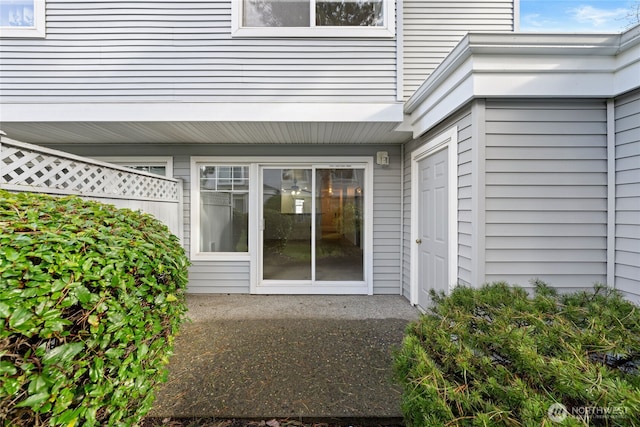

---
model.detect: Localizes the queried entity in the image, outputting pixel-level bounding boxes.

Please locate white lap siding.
[0,1,396,103]
[402,0,515,99]
[484,100,608,291]
[615,89,640,303]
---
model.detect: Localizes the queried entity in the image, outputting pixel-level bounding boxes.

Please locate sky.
[520,0,637,32]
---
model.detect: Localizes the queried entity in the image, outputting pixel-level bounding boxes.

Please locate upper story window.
[0,0,45,38]
[232,0,395,38]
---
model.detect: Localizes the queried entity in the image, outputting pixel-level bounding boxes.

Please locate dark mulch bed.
[141,417,404,427]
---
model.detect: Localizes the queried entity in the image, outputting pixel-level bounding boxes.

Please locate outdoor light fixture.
[376,151,389,166]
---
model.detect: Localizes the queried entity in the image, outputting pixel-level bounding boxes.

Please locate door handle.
[416,239,422,244]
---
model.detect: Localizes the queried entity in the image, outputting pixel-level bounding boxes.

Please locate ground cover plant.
[394,282,640,426]
[0,190,189,426]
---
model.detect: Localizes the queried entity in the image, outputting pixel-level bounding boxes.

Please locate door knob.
[416,239,422,244]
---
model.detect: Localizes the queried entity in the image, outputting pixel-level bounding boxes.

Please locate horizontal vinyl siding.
[0,0,396,103]
[173,155,191,255]
[188,261,251,293]
[402,1,514,99]
[50,142,402,294]
[615,89,640,303]
[402,106,473,299]
[373,149,403,294]
[456,113,474,286]
[484,100,608,290]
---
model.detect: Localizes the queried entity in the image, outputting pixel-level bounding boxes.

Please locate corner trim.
[471,100,486,287]
[606,99,616,288]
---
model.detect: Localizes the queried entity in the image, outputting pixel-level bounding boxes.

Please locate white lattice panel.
[1,138,179,202]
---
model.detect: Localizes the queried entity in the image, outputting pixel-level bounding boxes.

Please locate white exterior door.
[414,147,450,311]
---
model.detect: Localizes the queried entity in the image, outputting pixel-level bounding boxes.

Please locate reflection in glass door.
[261,167,365,283]
[262,168,313,280]
[315,169,364,281]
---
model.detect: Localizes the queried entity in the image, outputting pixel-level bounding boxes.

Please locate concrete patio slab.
[148,295,420,421]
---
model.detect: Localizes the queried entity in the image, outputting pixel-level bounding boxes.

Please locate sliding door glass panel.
[262,168,312,280]
[315,168,364,281]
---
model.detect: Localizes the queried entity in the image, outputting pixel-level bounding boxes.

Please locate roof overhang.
[0,102,411,144]
[401,25,640,138]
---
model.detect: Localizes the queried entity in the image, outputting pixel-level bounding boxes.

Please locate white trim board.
[410,127,459,306]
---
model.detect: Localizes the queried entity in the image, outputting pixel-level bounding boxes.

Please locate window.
[198,165,250,254]
[91,157,173,178]
[127,165,168,176]
[191,157,373,293]
[0,0,45,38]
[232,0,395,37]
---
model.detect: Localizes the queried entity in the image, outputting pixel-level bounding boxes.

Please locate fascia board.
[615,57,640,95]
[0,102,405,124]
[471,54,617,98]
[473,54,615,72]
[407,56,474,126]
[615,28,640,95]
[405,32,621,115]
[408,73,474,139]
[403,30,640,138]
[465,32,620,55]
[404,34,472,114]
[473,71,616,98]
[407,63,616,138]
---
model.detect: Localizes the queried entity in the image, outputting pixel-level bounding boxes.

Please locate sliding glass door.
[315,168,364,281]
[260,166,365,286]
[262,168,313,280]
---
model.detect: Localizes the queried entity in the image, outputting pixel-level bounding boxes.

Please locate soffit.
[0,121,412,145]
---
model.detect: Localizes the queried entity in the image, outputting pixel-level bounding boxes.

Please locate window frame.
[191,159,255,261]
[231,0,395,38]
[0,0,46,38]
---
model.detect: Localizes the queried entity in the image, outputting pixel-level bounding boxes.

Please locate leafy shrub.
[0,190,189,426]
[394,282,640,426]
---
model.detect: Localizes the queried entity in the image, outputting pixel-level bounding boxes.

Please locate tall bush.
[0,190,189,426]
[394,282,640,426]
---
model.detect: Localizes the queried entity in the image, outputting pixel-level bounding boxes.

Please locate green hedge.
[394,282,640,426]
[0,190,189,426]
